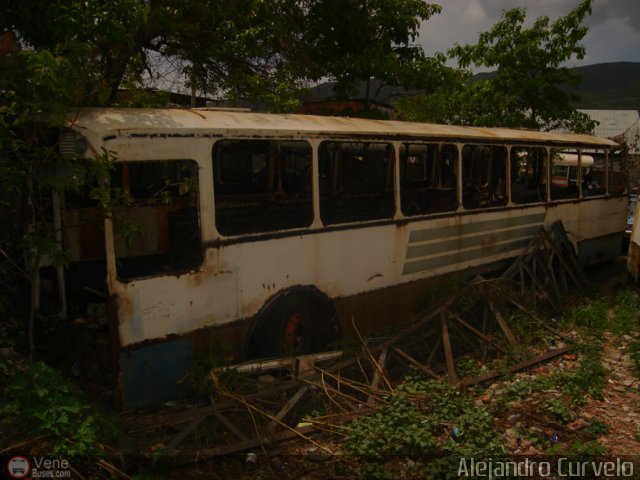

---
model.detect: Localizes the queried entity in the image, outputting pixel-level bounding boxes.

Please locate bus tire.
[246,286,340,359]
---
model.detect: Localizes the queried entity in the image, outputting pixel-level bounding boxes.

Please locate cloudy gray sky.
[417,0,640,70]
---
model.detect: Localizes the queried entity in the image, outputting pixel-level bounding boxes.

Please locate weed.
[546,439,605,457]
[566,299,608,331]
[583,418,609,437]
[343,396,439,479]
[613,290,640,333]
[507,311,545,344]
[327,336,361,356]
[505,344,535,365]
[187,347,243,397]
[629,340,640,374]
[455,359,481,380]
[498,375,555,405]
[343,374,504,479]
[554,343,606,406]
[0,360,118,455]
[541,398,574,424]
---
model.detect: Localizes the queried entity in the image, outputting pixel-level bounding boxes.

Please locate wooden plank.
[164,415,206,453]
[366,348,388,406]
[461,346,571,387]
[316,297,455,376]
[425,335,442,367]
[488,301,517,346]
[124,380,304,431]
[267,384,309,433]
[449,312,507,354]
[180,409,376,463]
[441,313,458,385]
[544,229,587,293]
[390,346,440,379]
[212,410,249,442]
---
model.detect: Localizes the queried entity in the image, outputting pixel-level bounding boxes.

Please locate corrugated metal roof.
[578,109,640,154]
[68,108,618,149]
[579,109,639,138]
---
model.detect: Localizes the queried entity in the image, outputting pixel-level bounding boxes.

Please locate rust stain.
[189,272,204,287]
[116,293,135,325]
[72,108,618,150]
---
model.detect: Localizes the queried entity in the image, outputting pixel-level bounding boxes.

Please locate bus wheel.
[246,287,340,359]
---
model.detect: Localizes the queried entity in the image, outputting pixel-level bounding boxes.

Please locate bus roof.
[68,108,619,149]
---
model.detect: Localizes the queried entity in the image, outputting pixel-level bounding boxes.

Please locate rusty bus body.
[59,109,625,407]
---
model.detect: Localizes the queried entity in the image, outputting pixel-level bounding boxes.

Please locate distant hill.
[307,62,640,111]
[570,62,640,109]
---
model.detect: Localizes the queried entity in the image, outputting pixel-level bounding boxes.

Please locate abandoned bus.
[551,152,594,189]
[56,108,626,407]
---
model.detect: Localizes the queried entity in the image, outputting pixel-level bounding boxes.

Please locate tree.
[303,0,447,103]
[3,1,450,109]
[0,46,104,355]
[397,0,597,132]
[453,0,596,132]
[1,0,448,355]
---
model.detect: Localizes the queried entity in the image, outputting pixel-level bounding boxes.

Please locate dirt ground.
[589,334,640,455]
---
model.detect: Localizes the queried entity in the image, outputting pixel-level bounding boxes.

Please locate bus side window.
[112,160,203,280]
[212,140,313,236]
[319,141,394,225]
[510,147,547,204]
[462,145,507,210]
[607,151,626,196]
[400,143,457,216]
[551,150,580,200]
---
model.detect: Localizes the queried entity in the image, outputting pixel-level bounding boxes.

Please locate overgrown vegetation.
[0,359,119,456]
[337,284,639,479]
[343,376,504,479]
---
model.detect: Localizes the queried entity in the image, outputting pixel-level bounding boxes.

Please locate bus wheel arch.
[246,286,340,359]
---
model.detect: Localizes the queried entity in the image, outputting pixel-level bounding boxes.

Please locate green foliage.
[541,398,574,424]
[455,359,481,380]
[0,47,101,333]
[3,0,451,111]
[344,375,504,478]
[345,396,440,458]
[626,336,640,376]
[566,299,608,331]
[497,342,605,410]
[0,360,118,455]
[186,344,240,397]
[546,439,605,457]
[612,290,640,333]
[583,418,609,437]
[303,0,446,102]
[398,1,597,132]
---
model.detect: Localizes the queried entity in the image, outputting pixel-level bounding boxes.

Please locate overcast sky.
[417,0,640,70]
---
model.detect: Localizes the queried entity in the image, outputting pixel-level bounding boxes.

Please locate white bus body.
[60,109,625,407]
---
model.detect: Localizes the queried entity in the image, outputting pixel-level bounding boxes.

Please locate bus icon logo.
[7,456,30,478]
